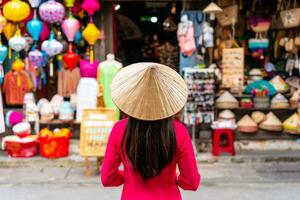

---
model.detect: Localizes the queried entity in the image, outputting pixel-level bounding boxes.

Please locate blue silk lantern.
[0,44,8,84]
[26,18,43,42]
[74,30,82,44]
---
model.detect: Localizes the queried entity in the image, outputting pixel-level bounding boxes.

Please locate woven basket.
[216,102,239,109]
[237,126,258,133]
[259,124,282,132]
[254,97,269,108]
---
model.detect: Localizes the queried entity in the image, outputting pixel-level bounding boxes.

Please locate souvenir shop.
[0,0,300,158]
[0,0,126,158]
[177,0,300,146]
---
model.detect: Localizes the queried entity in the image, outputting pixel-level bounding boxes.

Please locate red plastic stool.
[212,129,235,156]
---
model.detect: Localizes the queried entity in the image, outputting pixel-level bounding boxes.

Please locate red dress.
[101,118,200,200]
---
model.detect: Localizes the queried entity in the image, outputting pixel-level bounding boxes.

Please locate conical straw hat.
[260,112,282,127]
[203,2,223,13]
[237,115,257,127]
[216,91,238,103]
[283,113,299,131]
[251,111,266,124]
[271,93,288,104]
[290,91,299,101]
[111,62,188,121]
[219,109,235,119]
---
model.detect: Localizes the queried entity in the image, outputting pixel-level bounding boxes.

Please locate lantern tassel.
[0,64,3,84]
[90,46,94,64]
[50,61,54,77]
[17,74,21,87]
[8,47,11,59]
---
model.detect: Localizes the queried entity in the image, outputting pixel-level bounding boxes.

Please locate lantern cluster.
[0,0,102,84]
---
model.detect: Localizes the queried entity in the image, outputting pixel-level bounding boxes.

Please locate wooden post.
[85,157,91,177]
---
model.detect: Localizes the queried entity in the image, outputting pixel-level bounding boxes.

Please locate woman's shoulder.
[110,118,128,139]
[173,120,190,139]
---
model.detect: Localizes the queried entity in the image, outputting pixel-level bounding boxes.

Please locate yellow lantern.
[12,58,25,72]
[3,22,16,40]
[82,22,100,63]
[0,14,7,35]
[3,22,17,58]
[64,0,76,8]
[3,0,30,22]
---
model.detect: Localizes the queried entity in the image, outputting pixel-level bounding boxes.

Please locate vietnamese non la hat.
[110,62,188,121]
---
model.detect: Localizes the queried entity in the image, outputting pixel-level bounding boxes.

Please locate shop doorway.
[113,1,182,69]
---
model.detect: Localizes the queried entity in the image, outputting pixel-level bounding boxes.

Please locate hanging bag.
[216,5,239,27]
[248,33,269,51]
[280,0,300,28]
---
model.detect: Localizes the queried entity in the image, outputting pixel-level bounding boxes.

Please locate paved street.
[1,162,300,200]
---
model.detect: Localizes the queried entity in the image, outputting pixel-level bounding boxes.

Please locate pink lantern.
[39,21,50,41]
[39,0,65,24]
[79,59,99,78]
[61,15,80,42]
[81,0,100,16]
[29,49,43,68]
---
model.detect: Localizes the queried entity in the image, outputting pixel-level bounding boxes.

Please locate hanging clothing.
[3,71,30,105]
[76,78,98,122]
[57,68,81,98]
[158,42,179,72]
[0,88,5,133]
[99,60,122,120]
[101,119,200,200]
[177,19,196,56]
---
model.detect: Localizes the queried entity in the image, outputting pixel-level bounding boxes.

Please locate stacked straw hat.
[237,115,258,133]
[270,75,289,93]
[251,111,266,124]
[218,110,235,123]
[290,91,299,108]
[110,62,188,121]
[283,113,299,134]
[259,112,282,132]
[216,91,239,109]
[271,93,289,108]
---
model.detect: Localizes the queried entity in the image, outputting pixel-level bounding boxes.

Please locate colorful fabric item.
[101,119,200,200]
[3,71,30,105]
[0,88,5,133]
[99,60,121,120]
[76,78,98,122]
[177,17,196,56]
[57,67,80,97]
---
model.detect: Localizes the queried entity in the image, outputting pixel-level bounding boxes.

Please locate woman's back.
[101,118,200,200]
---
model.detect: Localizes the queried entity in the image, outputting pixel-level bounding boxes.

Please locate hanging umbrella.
[244,80,277,96]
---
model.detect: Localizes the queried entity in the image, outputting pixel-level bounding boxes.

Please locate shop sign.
[221,48,244,90]
[80,108,116,157]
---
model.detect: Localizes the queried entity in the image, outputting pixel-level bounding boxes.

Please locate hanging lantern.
[0,44,8,82]
[0,13,7,35]
[3,0,30,22]
[63,48,79,71]
[26,18,43,42]
[82,22,100,63]
[81,0,100,16]
[12,58,25,72]
[40,21,50,41]
[64,0,75,8]
[8,29,27,52]
[74,29,82,44]
[203,2,222,21]
[41,31,63,57]
[28,0,41,8]
[61,15,80,42]
[3,22,16,41]
[29,49,43,68]
[39,0,65,24]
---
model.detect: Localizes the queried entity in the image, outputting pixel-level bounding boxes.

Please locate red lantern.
[63,49,78,71]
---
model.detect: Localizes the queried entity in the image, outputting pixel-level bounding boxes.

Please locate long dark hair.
[122,117,176,180]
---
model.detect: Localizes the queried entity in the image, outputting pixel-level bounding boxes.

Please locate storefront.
[0,0,300,158]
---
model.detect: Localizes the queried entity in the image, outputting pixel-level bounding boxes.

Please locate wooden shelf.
[39,120,80,125]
